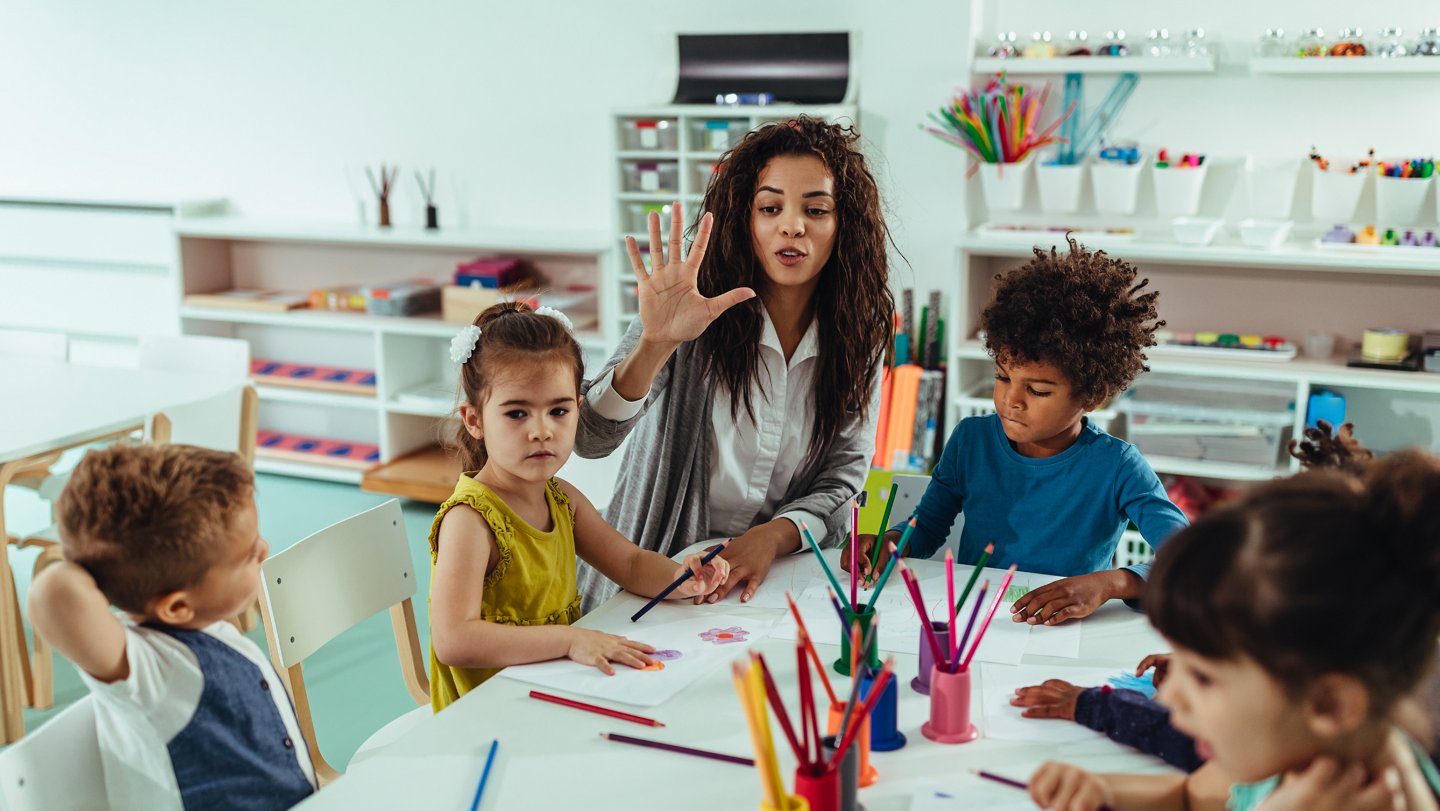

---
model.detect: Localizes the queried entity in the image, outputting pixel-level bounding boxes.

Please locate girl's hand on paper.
[675,547,730,599]
[1136,653,1172,688]
[1027,762,1115,811]
[1010,679,1083,721]
[624,205,754,348]
[1256,758,1403,811]
[1011,571,1111,625]
[566,629,656,676]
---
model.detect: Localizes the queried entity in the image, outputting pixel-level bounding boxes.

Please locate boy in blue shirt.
[845,237,1188,624]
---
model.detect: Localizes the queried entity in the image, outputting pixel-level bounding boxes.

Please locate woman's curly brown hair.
[688,116,896,465]
[981,236,1162,406]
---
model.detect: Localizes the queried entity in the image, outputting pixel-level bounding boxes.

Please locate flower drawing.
[698,627,749,645]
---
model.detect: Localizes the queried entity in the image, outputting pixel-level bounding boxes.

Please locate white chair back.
[0,328,67,361]
[261,499,416,668]
[882,473,966,556]
[0,696,106,811]
[153,385,247,454]
[137,334,249,379]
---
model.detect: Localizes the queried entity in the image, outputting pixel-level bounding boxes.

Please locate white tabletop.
[0,356,239,463]
[302,549,1177,810]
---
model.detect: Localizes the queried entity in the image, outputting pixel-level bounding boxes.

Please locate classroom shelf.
[1143,455,1292,482]
[253,384,380,410]
[175,219,609,256]
[255,457,364,485]
[383,399,453,419]
[972,56,1216,75]
[616,150,680,160]
[361,444,461,503]
[1249,57,1440,75]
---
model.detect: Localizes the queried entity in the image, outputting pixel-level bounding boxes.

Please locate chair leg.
[9,571,33,709]
[28,546,64,710]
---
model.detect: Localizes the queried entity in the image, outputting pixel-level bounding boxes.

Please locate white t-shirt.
[78,621,317,811]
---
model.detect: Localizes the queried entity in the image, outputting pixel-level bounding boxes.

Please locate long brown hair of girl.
[690,116,896,465]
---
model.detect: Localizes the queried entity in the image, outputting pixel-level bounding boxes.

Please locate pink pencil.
[897,559,947,668]
[961,565,1018,669]
[945,549,957,669]
[954,580,988,673]
[849,500,859,610]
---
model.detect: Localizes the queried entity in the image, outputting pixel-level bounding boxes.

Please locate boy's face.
[462,359,578,486]
[185,500,269,625]
[992,356,1095,457]
[1157,644,1319,783]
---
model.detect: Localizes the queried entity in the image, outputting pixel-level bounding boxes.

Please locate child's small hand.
[566,628,656,676]
[676,547,731,601]
[1257,758,1403,811]
[1136,653,1172,688]
[1010,679,1083,720]
[1011,572,1110,625]
[840,530,898,585]
[1027,761,1114,811]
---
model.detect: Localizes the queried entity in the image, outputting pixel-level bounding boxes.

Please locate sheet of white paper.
[497,614,775,707]
[980,663,1120,742]
[909,777,1037,811]
[297,755,489,809]
[495,747,751,808]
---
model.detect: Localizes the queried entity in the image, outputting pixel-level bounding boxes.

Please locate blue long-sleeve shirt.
[901,414,1188,579]
[1076,686,1205,772]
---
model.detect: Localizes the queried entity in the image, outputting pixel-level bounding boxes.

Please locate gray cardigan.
[574,318,879,612]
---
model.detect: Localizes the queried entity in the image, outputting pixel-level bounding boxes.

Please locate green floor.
[5,473,440,769]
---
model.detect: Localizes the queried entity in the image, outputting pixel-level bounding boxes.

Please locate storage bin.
[977,157,1033,213]
[689,119,748,153]
[362,278,442,316]
[442,283,502,324]
[1091,160,1145,215]
[1119,374,1294,468]
[619,118,678,151]
[1035,161,1087,214]
[621,281,639,315]
[1245,157,1300,219]
[1152,164,1209,217]
[1375,175,1433,227]
[693,161,720,196]
[1310,164,1369,222]
[624,201,673,233]
[621,161,679,194]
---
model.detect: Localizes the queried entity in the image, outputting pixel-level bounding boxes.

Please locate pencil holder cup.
[760,794,809,811]
[977,157,1033,213]
[834,603,881,676]
[911,621,951,695]
[859,673,906,751]
[821,735,864,811]
[1311,164,1369,222]
[921,664,980,744]
[1245,157,1300,219]
[1152,164,1209,217]
[1375,175,1433,227]
[1035,160,1087,214]
[793,765,841,811]
[826,702,878,787]
[1090,160,1145,215]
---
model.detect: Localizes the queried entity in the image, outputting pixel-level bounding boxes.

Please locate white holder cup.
[977,156,1034,213]
[1375,175,1433,227]
[1035,161,1087,214]
[1152,164,1209,217]
[1311,164,1369,223]
[1091,160,1145,215]
[1245,157,1301,219]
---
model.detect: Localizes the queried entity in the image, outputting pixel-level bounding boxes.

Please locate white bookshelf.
[175,219,612,493]
[607,104,858,336]
[1249,57,1440,75]
[972,56,1217,74]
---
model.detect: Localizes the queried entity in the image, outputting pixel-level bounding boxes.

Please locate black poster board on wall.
[673,32,852,105]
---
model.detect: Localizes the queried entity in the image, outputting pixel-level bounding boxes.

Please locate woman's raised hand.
[625,203,755,346]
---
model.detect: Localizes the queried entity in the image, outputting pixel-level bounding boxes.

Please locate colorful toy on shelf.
[256,430,381,470]
[1317,224,1439,251]
[1330,27,1367,56]
[923,75,1074,166]
[1098,29,1130,56]
[1148,330,1298,362]
[989,31,1020,58]
[250,359,377,395]
[1023,31,1058,58]
[1064,30,1091,56]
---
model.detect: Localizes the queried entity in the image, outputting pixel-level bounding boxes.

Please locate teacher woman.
[576,117,896,611]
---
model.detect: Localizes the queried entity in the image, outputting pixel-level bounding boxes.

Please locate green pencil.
[868,516,918,605]
[867,483,900,581]
[952,542,994,616]
[800,521,852,613]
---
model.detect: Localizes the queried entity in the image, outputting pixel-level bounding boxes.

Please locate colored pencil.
[601,732,754,767]
[754,653,803,761]
[897,558,947,668]
[801,521,852,612]
[953,581,988,673]
[953,543,993,616]
[961,565,1018,669]
[630,540,729,622]
[826,587,849,633]
[830,659,895,768]
[945,549,957,669]
[835,621,864,741]
[869,483,899,579]
[850,500,859,609]
[528,690,664,727]
[469,739,498,811]
[785,594,839,705]
[733,662,783,807]
[973,769,1120,811]
[749,661,786,803]
[867,515,918,605]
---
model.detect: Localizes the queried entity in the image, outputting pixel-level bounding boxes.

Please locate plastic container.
[1310,164,1369,222]
[1152,163,1209,216]
[826,703,878,787]
[1091,159,1145,215]
[1238,218,1293,250]
[912,621,950,695]
[1035,160,1086,213]
[1375,175,1433,227]
[693,161,720,196]
[690,119,748,153]
[1257,28,1288,57]
[921,665,980,744]
[977,156,1033,213]
[1304,329,1336,358]
[1171,217,1222,246]
[1245,157,1300,219]
[760,794,808,811]
[1119,374,1295,468]
[624,201,673,233]
[362,278,442,316]
[834,602,881,675]
[793,766,838,811]
[619,118,678,151]
[820,735,863,811]
[858,674,906,752]
[621,161,679,194]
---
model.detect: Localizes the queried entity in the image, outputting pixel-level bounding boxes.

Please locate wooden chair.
[0,695,105,810]
[258,499,430,785]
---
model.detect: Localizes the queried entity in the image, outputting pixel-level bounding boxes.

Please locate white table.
[0,356,239,741]
[301,550,1178,810]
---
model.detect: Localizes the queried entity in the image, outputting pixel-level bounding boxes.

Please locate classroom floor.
[3,473,440,768]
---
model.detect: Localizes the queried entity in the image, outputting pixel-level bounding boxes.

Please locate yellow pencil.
[749,661,787,803]
[733,662,782,807]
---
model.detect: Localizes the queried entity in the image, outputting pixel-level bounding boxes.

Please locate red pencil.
[528,690,664,727]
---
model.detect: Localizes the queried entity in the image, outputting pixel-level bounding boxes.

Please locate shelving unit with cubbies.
[608,105,857,337]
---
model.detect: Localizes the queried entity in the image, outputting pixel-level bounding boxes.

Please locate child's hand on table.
[675,547,730,601]
[1011,571,1122,625]
[1028,762,1115,811]
[566,628,656,676]
[1136,653,1172,687]
[840,530,900,585]
[1009,679,1084,720]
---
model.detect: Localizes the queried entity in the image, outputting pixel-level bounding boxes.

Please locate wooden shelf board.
[361,445,462,503]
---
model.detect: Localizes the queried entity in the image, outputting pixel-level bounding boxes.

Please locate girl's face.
[460,359,579,485]
[749,154,837,298]
[1158,645,1321,783]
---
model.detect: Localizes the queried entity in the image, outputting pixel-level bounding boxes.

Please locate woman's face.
[749,154,837,298]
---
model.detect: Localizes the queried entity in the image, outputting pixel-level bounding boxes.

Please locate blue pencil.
[470,739,498,811]
[630,541,729,622]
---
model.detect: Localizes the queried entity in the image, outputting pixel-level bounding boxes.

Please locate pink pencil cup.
[793,765,841,811]
[826,702,878,787]
[920,664,980,744]
[911,621,950,695]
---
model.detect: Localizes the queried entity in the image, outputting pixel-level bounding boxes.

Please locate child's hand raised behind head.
[565,628,656,676]
[1255,757,1403,811]
[1028,762,1115,811]
[676,547,731,601]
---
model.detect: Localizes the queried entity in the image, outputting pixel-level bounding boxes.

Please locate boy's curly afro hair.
[981,236,1162,406]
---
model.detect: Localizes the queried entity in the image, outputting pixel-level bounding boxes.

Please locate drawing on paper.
[650,649,683,661]
[698,627,749,645]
